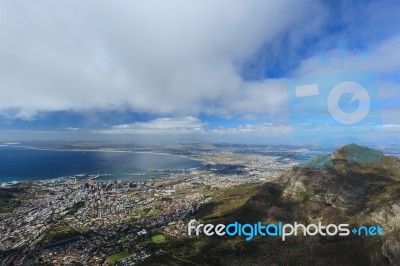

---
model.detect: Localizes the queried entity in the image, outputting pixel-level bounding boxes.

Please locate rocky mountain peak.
[237,144,400,264]
[332,143,383,164]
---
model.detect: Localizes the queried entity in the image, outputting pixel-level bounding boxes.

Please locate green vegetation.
[345,143,383,164]
[141,235,250,265]
[151,234,166,243]
[40,223,79,244]
[106,251,130,264]
[0,187,24,214]
[293,187,313,202]
[300,153,332,168]
[77,224,89,232]
[119,236,129,243]
[66,201,85,215]
[127,218,139,225]
[131,209,146,216]
[175,188,192,195]
[0,200,15,214]
[196,183,260,220]
[147,208,159,216]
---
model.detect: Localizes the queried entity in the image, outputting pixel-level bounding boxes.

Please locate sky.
[0,0,400,144]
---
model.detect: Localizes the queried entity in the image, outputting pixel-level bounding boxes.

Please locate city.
[0,147,292,265]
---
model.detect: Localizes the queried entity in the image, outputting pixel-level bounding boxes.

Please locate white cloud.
[100,116,206,134]
[65,127,79,131]
[291,34,400,128]
[211,123,291,135]
[0,0,324,119]
[97,116,294,135]
[215,79,288,118]
[294,33,400,77]
[382,124,400,132]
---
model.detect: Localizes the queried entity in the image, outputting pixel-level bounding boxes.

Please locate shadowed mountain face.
[151,144,400,266]
[231,144,400,265]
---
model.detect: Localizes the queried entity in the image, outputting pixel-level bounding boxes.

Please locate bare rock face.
[280,170,384,214]
[331,145,349,161]
[383,237,400,265]
[261,144,400,265]
[371,200,400,231]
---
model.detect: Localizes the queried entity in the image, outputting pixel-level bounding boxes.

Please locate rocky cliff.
[239,144,400,265]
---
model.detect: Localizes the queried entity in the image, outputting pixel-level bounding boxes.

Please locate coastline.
[1,144,201,162]
[0,145,203,183]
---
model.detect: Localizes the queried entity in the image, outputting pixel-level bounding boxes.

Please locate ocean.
[0,146,203,182]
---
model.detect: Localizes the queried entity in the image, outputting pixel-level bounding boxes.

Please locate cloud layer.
[1,0,400,143]
[0,0,323,119]
[101,116,206,134]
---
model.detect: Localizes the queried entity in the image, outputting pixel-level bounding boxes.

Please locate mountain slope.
[144,144,400,265]
[237,144,400,265]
